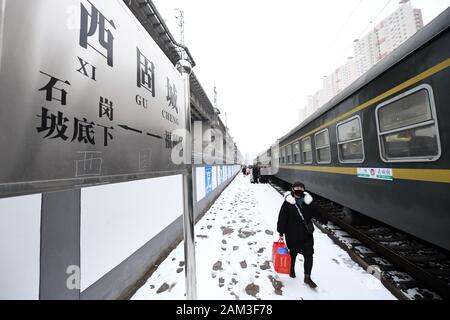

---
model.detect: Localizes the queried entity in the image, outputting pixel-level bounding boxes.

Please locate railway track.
[268,178,450,300]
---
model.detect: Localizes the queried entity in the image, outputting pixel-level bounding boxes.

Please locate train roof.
[278,7,450,144]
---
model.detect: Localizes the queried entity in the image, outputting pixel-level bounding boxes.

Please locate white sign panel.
[357,168,393,181]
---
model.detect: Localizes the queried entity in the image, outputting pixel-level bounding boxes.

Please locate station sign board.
[357,168,393,181]
[0,0,186,197]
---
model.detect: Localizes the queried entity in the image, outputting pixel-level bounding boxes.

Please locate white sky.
[153,0,449,160]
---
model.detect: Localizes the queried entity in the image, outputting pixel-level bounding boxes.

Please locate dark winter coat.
[277,191,325,256]
[252,166,260,177]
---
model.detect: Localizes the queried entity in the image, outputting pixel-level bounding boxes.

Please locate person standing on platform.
[252,164,260,184]
[276,181,327,289]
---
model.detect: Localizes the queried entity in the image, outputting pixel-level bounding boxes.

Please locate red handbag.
[272,238,291,274]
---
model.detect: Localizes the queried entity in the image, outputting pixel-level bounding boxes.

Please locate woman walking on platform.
[277,181,326,289]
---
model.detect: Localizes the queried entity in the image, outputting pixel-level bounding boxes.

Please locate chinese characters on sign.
[36,71,116,147]
[136,47,155,97]
[33,0,182,168]
[99,97,113,121]
[80,0,116,67]
[166,77,178,113]
[38,71,71,106]
[0,0,186,196]
[161,77,180,126]
[75,151,103,177]
[36,107,70,141]
[165,131,183,149]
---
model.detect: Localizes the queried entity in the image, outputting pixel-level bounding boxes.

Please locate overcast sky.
[153,0,449,161]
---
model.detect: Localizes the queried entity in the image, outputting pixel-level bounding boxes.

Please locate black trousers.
[290,251,313,276]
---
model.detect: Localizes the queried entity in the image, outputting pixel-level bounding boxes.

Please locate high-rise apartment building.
[304,0,423,118]
[354,0,423,74]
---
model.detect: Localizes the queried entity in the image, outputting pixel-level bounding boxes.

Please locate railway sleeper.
[403,254,448,263]
[393,280,421,290]
[372,234,408,242]
[378,265,398,272]
[383,243,426,251]
[355,251,378,258]
[422,268,450,277]
[362,256,396,269]
[360,227,393,236]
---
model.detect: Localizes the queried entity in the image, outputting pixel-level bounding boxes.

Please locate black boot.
[304,275,317,289]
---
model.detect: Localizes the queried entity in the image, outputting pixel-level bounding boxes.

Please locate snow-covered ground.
[132,174,396,300]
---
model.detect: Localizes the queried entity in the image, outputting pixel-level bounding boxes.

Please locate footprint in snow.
[213,261,223,271]
[245,283,260,298]
[268,275,284,296]
[156,283,173,294]
[260,261,271,270]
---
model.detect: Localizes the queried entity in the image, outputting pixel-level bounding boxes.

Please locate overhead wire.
[328,0,365,51]
[329,0,395,71]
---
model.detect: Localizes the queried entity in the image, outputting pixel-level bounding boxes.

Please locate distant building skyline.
[301,0,423,123]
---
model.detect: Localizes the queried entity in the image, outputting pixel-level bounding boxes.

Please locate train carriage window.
[286,144,293,164]
[280,146,286,164]
[375,85,441,162]
[336,116,364,163]
[293,142,301,164]
[263,150,272,169]
[315,129,331,164]
[301,137,313,164]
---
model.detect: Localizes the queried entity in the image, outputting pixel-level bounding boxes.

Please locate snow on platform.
[132,174,396,300]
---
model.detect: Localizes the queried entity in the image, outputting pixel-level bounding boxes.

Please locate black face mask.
[293,190,304,197]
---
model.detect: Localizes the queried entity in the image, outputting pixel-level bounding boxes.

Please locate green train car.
[265,8,450,251]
